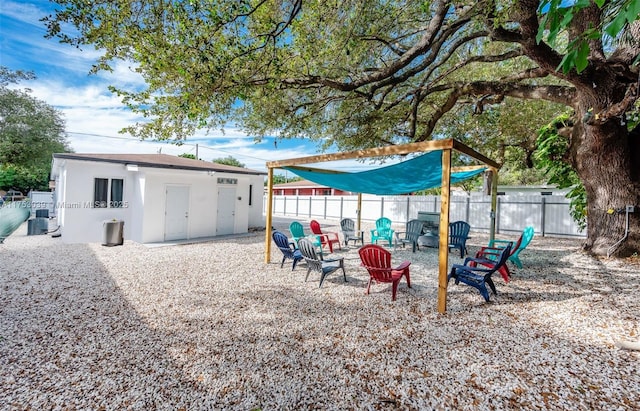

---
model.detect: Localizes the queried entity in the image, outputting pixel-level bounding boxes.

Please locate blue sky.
[0,0,361,174]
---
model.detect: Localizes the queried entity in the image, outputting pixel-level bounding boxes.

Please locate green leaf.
[560,10,574,28]
[558,50,577,73]
[604,12,628,38]
[593,0,606,7]
[536,15,548,44]
[626,0,640,23]
[546,24,561,45]
[575,41,589,73]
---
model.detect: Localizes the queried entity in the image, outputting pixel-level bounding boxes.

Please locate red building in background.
[272,180,354,196]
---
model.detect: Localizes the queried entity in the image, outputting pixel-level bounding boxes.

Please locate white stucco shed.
[50,153,266,244]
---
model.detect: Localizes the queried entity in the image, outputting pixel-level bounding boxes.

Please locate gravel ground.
[1,216,639,410]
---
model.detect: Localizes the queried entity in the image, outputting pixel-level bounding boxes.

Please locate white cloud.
[1,1,46,27]
[3,1,370,175]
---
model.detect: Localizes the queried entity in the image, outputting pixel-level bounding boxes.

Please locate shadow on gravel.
[0,242,203,409]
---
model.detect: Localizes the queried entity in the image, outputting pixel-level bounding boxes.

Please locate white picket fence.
[265,193,586,238]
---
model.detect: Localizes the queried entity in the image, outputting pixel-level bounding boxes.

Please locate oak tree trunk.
[573,110,640,257]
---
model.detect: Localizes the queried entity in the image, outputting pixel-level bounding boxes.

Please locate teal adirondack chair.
[489,226,535,269]
[371,217,394,246]
[289,221,323,256]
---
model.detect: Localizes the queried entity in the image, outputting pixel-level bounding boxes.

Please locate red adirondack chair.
[358,244,411,301]
[310,220,342,253]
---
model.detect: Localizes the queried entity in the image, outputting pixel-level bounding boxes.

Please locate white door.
[216,187,236,235]
[165,185,190,241]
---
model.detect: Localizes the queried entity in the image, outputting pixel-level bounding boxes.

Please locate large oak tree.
[44,1,640,256]
[0,67,71,193]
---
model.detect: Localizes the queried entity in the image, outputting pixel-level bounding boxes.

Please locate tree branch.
[407,81,577,142]
[499,67,549,82]
[586,80,640,125]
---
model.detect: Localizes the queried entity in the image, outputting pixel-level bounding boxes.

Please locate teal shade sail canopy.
[283,150,486,195]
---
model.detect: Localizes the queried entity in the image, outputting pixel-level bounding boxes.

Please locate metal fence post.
[496,196,501,235]
[381,197,385,218]
[406,197,410,222]
[324,196,328,219]
[465,195,470,222]
[340,197,344,221]
[541,196,546,237]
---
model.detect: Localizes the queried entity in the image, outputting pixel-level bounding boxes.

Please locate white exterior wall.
[141,169,215,243]
[140,169,263,243]
[54,158,265,244]
[247,176,266,228]
[55,160,133,243]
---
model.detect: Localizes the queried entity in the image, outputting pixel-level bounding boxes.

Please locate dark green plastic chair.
[394,219,424,252]
[298,238,346,287]
[448,221,471,258]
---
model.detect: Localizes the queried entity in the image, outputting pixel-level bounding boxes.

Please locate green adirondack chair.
[371,217,394,246]
[289,221,323,256]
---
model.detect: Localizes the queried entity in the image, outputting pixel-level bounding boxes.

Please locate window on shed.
[111,179,124,207]
[94,178,108,208]
[94,178,124,208]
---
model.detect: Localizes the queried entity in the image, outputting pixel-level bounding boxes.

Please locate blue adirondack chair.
[371,217,394,246]
[489,226,535,269]
[448,221,471,258]
[272,230,303,270]
[448,243,512,302]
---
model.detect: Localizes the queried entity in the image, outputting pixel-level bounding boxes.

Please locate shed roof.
[52,153,266,176]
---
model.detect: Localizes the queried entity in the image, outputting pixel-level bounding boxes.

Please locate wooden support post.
[437,149,452,314]
[265,167,275,264]
[489,167,498,243]
[357,193,362,232]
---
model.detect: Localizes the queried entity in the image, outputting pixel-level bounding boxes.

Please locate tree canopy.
[0,67,71,193]
[212,155,246,168]
[178,153,199,160]
[43,1,638,144]
[43,1,640,255]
